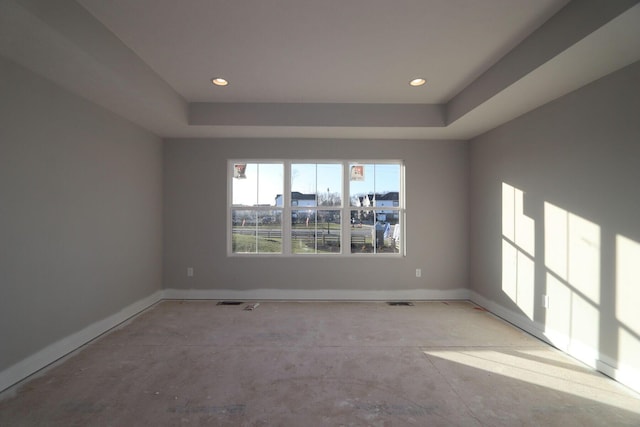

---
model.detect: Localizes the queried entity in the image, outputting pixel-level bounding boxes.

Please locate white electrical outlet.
[187,267,194,277]
[416,268,422,278]
[542,294,549,308]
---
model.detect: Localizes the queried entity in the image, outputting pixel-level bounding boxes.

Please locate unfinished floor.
[1,300,639,426]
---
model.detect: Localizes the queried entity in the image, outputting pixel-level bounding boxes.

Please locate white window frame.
[228,160,405,257]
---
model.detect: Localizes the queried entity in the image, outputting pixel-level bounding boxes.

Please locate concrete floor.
[1,300,639,426]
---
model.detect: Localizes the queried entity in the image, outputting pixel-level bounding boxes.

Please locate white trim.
[0,287,468,393]
[228,159,406,257]
[468,291,549,343]
[468,290,640,395]
[283,159,292,256]
[597,354,640,395]
[6,288,638,397]
[163,287,470,301]
[0,290,163,394]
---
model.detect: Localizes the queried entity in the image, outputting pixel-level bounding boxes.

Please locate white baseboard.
[6,288,637,397]
[0,287,468,394]
[162,287,470,301]
[597,354,640,394]
[468,291,640,395]
[0,290,163,394]
[468,291,549,343]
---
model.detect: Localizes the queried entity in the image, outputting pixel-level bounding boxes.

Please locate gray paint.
[0,0,187,138]
[189,103,445,127]
[469,60,640,375]
[0,57,163,372]
[447,0,639,124]
[163,138,468,295]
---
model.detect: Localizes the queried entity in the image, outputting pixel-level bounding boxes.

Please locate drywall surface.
[469,60,640,391]
[163,138,468,298]
[0,56,163,373]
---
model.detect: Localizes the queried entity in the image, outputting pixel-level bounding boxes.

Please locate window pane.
[232,209,282,253]
[291,164,317,207]
[291,163,342,207]
[350,211,399,254]
[292,209,316,253]
[387,217,401,253]
[349,164,374,207]
[350,211,373,253]
[232,210,257,253]
[349,163,400,208]
[257,210,282,253]
[232,163,283,206]
[350,200,374,226]
[292,209,341,254]
[232,163,258,206]
[318,210,341,253]
[375,164,401,197]
[257,163,283,206]
[317,164,342,206]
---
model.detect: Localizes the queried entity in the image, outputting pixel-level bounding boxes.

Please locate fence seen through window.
[230,161,404,256]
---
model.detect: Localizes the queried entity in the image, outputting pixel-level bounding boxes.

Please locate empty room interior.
[1,0,640,425]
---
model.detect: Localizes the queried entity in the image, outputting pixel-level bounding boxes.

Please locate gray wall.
[469,61,640,378]
[163,138,468,297]
[0,57,163,372]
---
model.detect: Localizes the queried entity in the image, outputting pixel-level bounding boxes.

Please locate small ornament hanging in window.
[350,165,364,181]
[233,163,247,179]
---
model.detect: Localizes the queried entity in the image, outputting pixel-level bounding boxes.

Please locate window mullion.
[230,159,402,257]
[342,160,350,256]
[283,160,292,256]
[227,161,233,256]
[401,162,406,256]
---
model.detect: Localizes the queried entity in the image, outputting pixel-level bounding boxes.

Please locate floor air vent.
[387,301,414,306]
[217,301,244,306]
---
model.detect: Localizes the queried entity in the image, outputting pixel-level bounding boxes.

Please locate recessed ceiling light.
[211,77,229,86]
[409,78,426,87]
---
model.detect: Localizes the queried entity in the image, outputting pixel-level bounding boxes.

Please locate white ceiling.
[2,0,640,140]
[76,0,566,104]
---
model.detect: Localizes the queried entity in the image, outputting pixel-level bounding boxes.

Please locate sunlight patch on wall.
[502,183,516,241]
[544,202,568,278]
[616,235,640,379]
[544,202,600,358]
[569,215,600,304]
[545,273,571,347]
[501,240,517,302]
[502,183,535,320]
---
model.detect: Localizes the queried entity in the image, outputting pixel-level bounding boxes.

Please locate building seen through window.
[230,161,404,255]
